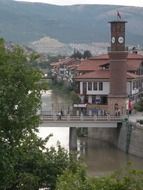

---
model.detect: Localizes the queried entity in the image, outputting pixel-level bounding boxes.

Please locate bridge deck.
[40,115,123,128]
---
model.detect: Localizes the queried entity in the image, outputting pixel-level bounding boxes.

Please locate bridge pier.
[69,127,77,151]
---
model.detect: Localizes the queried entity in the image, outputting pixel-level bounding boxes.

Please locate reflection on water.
[41,90,72,115]
[38,127,143,176]
[78,138,143,176]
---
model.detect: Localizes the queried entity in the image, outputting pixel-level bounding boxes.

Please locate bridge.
[40,114,123,128]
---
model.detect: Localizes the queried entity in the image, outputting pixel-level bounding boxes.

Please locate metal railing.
[40,114,123,122]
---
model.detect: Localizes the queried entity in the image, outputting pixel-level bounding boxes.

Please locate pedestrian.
[58,111,61,120]
[117,109,121,116]
[61,109,64,116]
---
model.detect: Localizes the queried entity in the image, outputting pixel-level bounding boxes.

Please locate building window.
[99,82,103,91]
[93,82,97,90]
[83,82,87,94]
[88,82,92,90]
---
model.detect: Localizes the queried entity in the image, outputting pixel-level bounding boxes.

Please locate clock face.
[111,36,115,44]
[118,36,124,44]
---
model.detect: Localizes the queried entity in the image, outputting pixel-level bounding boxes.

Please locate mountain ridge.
[0,0,143,46]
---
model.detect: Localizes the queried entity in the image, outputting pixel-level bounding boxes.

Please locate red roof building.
[74,52,143,115]
[77,53,143,74]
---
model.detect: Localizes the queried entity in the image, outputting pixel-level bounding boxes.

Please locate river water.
[39,90,143,176]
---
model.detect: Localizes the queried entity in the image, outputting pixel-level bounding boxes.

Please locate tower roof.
[109,20,127,23]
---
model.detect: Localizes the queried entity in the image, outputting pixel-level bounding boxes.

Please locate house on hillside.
[50,57,80,85]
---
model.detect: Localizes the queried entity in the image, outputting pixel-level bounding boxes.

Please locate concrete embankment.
[88,112,143,158]
[118,120,143,158]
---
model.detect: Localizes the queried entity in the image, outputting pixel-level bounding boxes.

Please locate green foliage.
[134,98,143,112]
[0,39,42,189]
[83,50,92,59]
[71,49,83,59]
[31,52,40,61]
[71,49,92,59]
[0,39,79,190]
[56,164,143,190]
[137,119,143,124]
[43,145,69,190]
[70,90,81,103]
[56,164,91,190]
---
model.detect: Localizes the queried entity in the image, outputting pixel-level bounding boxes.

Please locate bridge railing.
[40,114,122,122]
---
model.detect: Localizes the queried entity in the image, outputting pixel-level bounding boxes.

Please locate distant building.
[50,58,80,85]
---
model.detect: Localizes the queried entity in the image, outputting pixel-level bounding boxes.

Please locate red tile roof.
[93,53,143,60]
[75,70,110,79]
[90,54,109,60]
[75,70,139,80]
[51,58,79,67]
[77,53,143,72]
[127,53,143,59]
[77,59,109,71]
[127,60,142,71]
[126,72,140,79]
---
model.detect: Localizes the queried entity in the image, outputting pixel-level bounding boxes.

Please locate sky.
[15,0,143,7]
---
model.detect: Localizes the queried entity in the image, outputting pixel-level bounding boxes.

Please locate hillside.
[0,0,143,46]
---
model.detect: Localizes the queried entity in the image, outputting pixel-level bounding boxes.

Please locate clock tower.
[108,20,128,115]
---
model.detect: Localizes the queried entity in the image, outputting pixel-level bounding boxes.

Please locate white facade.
[127,80,141,96]
[80,81,83,94]
[80,81,110,95]
[80,81,141,96]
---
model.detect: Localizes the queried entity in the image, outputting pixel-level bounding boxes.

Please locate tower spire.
[117,11,121,20]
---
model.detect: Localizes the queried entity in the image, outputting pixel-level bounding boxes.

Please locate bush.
[56,164,143,190]
[134,99,143,112]
[136,120,143,124]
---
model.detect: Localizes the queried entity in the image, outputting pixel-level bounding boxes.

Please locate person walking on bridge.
[58,111,61,120]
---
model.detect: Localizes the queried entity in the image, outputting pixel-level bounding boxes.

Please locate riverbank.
[118,111,143,158]
[88,112,143,158]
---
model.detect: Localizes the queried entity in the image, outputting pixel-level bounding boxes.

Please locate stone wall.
[128,124,143,157]
[117,121,128,152]
[88,126,121,146]
[117,122,143,158]
[88,122,143,158]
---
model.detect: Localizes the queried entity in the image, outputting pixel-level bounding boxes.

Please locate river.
[39,90,143,176]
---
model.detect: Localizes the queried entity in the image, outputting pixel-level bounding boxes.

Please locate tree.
[56,164,143,190]
[83,50,92,59]
[134,98,143,112]
[70,91,80,104]
[56,166,91,190]
[0,39,82,190]
[0,38,42,189]
[71,49,82,59]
